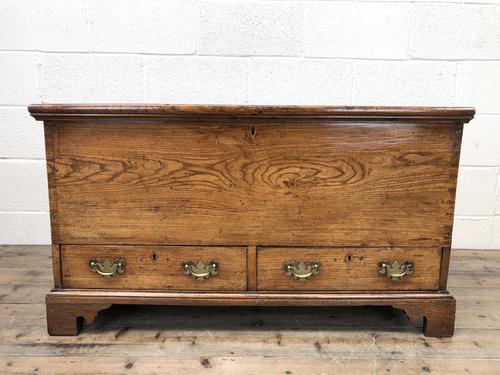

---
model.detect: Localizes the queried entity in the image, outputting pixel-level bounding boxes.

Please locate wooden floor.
[1,246,499,375]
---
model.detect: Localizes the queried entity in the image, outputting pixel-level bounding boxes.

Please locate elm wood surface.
[28,104,476,122]
[247,245,257,290]
[257,247,442,291]
[61,245,247,291]
[45,301,112,336]
[440,246,452,289]
[45,290,455,337]
[2,246,500,374]
[28,104,475,338]
[51,244,62,288]
[43,120,460,247]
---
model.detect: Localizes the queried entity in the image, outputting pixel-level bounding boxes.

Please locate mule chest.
[28,104,475,337]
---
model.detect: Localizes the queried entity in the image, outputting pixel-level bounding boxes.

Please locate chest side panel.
[45,120,459,247]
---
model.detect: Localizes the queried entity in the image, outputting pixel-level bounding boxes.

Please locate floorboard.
[1,246,499,374]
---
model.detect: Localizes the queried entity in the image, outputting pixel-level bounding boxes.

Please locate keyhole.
[152,253,158,262]
[249,126,256,139]
[345,254,353,262]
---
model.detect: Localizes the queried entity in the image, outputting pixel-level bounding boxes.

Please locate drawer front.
[61,245,247,291]
[257,247,442,291]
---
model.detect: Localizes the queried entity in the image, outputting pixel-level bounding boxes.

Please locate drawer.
[257,247,442,291]
[61,245,247,291]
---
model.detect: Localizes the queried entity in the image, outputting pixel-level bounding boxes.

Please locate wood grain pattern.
[45,289,456,337]
[443,123,464,244]
[247,245,257,291]
[51,244,62,288]
[2,357,500,375]
[61,245,247,291]
[28,105,475,338]
[257,247,442,291]
[4,246,500,374]
[43,124,60,245]
[46,301,111,336]
[45,121,458,247]
[440,246,452,289]
[28,104,476,122]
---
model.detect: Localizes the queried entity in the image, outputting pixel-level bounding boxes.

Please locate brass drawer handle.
[89,258,126,278]
[378,260,414,281]
[283,261,320,281]
[182,261,219,280]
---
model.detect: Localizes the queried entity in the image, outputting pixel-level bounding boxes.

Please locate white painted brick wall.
[461,115,500,166]
[304,2,410,59]
[496,176,500,215]
[0,0,499,248]
[493,217,500,248]
[0,53,38,105]
[198,1,303,56]
[452,217,493,250]
[456,62,500,114]
[0,160,46,211]
[144,56,248,103]
[455,167,499,216]
[0,0,88,51]
[248,58,352,104]
[0,107,44,158]
[353,61,456,106]
[410,4,500,60]
[0,212,50,244]
[88,0,196,54]
[39,54,143,102]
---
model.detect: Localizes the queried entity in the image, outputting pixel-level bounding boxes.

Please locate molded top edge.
[28,104,476,122]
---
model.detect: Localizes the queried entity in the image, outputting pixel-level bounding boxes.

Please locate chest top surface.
[29,104,475,123]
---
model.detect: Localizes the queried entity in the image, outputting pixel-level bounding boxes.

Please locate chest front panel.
[45,121,458,247]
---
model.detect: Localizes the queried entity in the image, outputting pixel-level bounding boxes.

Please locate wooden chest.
[29,104,475,337]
